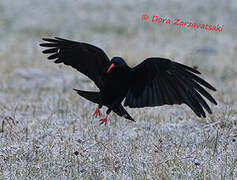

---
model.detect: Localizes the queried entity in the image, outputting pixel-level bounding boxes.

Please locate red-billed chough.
[40,37,217,125]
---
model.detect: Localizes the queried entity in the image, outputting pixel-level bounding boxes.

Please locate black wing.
[124,57,217,118]
[40,37,110,89]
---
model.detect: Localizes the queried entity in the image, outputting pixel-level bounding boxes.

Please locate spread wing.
[124,57,217,118]
[40,37,110,89]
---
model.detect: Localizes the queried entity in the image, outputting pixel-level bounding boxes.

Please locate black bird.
[40,37,217,125]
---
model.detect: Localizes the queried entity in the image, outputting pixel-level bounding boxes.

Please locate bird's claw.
[99,117,107,125]
[93,108,101,117]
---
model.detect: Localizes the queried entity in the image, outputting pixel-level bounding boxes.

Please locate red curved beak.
[107,63,115,73]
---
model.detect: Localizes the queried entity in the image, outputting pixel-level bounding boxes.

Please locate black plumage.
[40,37,217,124]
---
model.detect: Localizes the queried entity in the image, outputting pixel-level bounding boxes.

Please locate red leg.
[100,114,108,125]
[93,107,101,117]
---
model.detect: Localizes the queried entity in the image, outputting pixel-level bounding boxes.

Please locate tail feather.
[74,89,135,122]
[113,104,135,122]
[74,89,101,104]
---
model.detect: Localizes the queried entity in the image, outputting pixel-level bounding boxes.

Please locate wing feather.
[40,37,110,89]
[124,57,217,118]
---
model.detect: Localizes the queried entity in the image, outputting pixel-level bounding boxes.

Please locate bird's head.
[107,56,128,73]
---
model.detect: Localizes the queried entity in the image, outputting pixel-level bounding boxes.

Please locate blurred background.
[0,0,236,179]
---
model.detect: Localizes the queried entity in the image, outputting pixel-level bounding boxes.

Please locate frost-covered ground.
[0,0,237,179]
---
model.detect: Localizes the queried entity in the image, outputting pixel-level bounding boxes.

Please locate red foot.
[93,108,101,117]
[100,116,108,125]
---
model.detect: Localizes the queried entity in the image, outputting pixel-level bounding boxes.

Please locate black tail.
[113,104,135,122]
[74,89,101,104]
